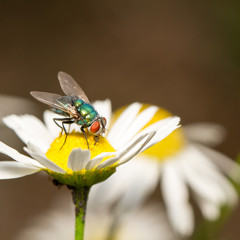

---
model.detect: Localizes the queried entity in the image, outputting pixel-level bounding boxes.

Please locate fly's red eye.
[90,121,100,133]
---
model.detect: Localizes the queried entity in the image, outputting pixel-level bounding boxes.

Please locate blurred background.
[0,1,239,239]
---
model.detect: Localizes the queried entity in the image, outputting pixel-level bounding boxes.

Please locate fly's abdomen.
[77,103,98,126]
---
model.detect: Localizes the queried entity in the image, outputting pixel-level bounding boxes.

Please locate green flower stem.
[71,186,91,240]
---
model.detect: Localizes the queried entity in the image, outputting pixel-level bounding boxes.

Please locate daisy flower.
[0,100,180,240]
[0,101,180,184]
[89,104,240,237]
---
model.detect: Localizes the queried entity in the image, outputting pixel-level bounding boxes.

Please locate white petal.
[91,151,117,160]
[192,151,238,206]
[213,175,238,206]
[88,174,121,209]
[179,147,227,205]
[43,110,63,138]
[182,145,238,206]
[114,116,180,154]
[140,116,181,152]
[117,131,156,165]
[107,102,142,146]
[0,161,40,179]
[3,114,52,152]
[86,151,117,170]
[26,141,48,157]
[91,157,160,209]
[0,141,43,168]
[67,148,90,171]
[192,143,240,183]
[89,157,150,209]
[96,156,119,169]
[29,152,65,174]
[195,196,221,220]
[108,131,155,167]
[113,156,160,214]
[184,123,226,147]
[96,132,150,170]
[92,99,112,129]
[85,158,103,170]
[25,143,65,174]
[117,132,151,159]
[113,106,158,149]
[161,161,194,236]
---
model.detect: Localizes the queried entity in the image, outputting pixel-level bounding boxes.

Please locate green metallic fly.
[30,72,107,148]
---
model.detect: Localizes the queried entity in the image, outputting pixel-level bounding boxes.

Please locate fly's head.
[89,117,107,137]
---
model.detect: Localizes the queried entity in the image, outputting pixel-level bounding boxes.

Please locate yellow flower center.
[113,104,185,162]
[46,131,115,173]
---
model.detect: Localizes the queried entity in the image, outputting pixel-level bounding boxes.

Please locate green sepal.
[46,166,116,188]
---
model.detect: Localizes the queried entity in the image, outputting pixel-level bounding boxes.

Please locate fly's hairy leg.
[53,117,74,149]
[53,117,72,135]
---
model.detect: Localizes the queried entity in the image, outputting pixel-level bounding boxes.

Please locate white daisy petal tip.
[2,113,18,122]
[184,122,227,147]
[139,117,181,152]
[170,116,181,129]
[2,114,52,151]
[0,161,41,180]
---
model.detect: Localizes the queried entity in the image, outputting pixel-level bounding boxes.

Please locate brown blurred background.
[0,1,239,239]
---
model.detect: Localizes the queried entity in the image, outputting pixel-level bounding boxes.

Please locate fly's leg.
[81,126,89,149]
[53,117,73,135]
[53,118,74,149]
[94,136,99,145]
[60,120,75,149]
[53,118,90,149]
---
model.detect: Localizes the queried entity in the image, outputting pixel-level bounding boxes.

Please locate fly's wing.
[58,71,90,103]
[30,91,77,116]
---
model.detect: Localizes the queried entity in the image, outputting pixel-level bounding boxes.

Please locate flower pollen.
[46,131,115,173]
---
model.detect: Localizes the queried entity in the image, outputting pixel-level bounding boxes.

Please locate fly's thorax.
[75,102,99,126]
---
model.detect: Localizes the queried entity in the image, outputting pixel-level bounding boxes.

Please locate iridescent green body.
[74,99,98,127]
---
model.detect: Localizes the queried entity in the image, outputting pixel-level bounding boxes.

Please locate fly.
[30,72,107,149]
